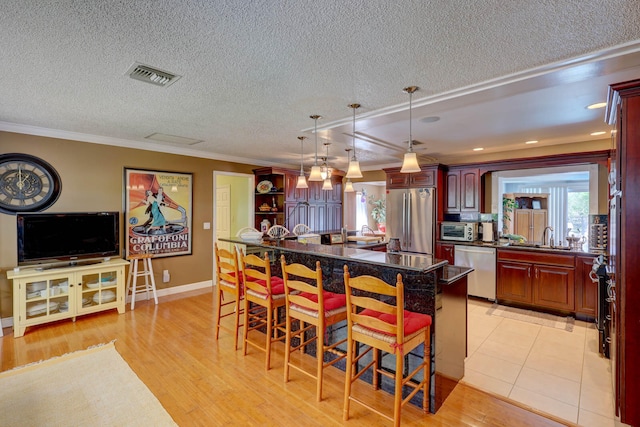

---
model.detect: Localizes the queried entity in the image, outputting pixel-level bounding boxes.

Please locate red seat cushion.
[224,271,243,283]
[298,291,346,311]
[249,276,285,295]
[359,308,432,336]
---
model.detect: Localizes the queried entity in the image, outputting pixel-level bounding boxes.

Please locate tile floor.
[463,298,618,427]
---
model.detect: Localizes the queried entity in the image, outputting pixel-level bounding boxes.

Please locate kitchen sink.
[506,242,571,251]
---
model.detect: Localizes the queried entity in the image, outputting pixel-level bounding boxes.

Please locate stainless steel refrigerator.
[386,188,436,255]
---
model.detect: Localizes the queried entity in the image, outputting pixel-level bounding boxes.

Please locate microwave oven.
[440,222,478,241]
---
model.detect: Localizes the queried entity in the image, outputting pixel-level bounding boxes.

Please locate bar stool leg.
[130,259,139,310]
[146,257,158,304]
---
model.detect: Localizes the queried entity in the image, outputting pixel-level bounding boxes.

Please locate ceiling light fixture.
[525,140,539,144]
[308,115,323,181]
[295,136,309,189]
[344,148,355,193]
[587,102,607,110]
[321,142,333,190]
[591,131,606,136]
[320,141,334,181]
[473,147,484,151]
[400,86,421,173]
[346,103,363,179]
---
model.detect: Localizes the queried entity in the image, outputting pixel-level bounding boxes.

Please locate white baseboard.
[1,280,214,332]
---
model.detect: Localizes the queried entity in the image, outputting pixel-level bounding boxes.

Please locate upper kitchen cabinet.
[384,165,442,190]
[284,173,308,202]
[445,167,480,213]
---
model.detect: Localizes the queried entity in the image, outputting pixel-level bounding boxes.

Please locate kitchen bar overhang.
[219,237,473,413]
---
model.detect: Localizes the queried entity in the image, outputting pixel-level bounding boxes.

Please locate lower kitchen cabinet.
[497,249,575,312]
[575,255,598,317]
[435,242,455,264]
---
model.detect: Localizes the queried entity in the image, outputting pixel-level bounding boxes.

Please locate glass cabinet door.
[78,269,119,311]
[24,275,71,321]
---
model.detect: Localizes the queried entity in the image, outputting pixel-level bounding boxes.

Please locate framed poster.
[124,168,193,258]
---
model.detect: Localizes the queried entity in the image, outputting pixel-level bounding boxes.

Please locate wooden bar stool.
[126,253,158,310]
[214,243,244,350]
[280,255,347,402]
[240,250,287,370]
[342,265,432,427]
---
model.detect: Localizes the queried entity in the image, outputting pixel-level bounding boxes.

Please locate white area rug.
[487,303,574,332]
[0,341,177,426]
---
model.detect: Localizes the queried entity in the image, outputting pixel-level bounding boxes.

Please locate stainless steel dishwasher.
[454,245,496,300]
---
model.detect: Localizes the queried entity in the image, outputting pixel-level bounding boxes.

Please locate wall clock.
[0,153,62,214]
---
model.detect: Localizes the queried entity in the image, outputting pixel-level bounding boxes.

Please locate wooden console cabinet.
[8,258,128,337]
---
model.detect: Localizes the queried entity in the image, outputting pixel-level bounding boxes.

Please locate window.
[493,165,597,242]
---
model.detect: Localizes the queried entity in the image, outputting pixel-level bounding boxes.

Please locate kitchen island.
[220,237,472,413]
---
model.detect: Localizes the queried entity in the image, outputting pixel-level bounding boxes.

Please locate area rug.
[487,303,574,332]
[0,341,177,426]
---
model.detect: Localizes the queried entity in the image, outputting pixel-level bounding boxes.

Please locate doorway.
[213,171,254,254]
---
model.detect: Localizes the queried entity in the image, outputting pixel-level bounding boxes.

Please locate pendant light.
[343,148,355,193]
[308,115,323,181]
[346,103,363,178]
[321,142,333,190]
[295,136,308,189]
[400,86,421,173]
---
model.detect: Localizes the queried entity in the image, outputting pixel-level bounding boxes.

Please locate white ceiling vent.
[126,63,181,87]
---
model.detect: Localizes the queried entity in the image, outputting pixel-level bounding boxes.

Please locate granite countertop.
[222,237,448,273]
[439,239,604,256]
[440,265,474,284]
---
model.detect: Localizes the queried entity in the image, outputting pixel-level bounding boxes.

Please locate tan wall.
[0,131,256,318]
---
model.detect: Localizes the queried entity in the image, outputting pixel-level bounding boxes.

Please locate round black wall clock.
[0,153,62,214]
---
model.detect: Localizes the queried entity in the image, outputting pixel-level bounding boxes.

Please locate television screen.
[17,212,120,265]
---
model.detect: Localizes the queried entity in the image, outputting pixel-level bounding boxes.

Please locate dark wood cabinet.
[575,255,598,318]
[385,171,410,189]
[435,242,455,264]
[533,264,575,311]
[606,79,640,425]
[256,168,343,232]
[284,174,307,202]
[497,260,533,304]
[497,249,575,312]
[445,167,480,213]
[384,166,440,190]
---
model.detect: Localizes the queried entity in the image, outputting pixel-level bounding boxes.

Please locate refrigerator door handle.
[407,192,412,248]
[402,192,407,247]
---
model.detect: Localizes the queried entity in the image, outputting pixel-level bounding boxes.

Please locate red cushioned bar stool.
[280,255,347,402]
[342,265,432,427]
[240,250,287,370]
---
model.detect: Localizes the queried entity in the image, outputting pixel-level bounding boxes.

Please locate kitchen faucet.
[543,226,554,246]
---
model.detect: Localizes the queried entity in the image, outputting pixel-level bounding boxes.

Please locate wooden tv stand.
[8,258,128,337]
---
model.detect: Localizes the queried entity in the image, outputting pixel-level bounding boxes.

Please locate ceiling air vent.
[126,63,181,88]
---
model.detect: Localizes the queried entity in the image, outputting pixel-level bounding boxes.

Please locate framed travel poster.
[124,168,193,258]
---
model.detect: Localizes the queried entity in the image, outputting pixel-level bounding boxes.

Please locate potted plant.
[368,195,386,232]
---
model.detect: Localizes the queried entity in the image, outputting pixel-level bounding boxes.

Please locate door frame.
[212,171,254,278]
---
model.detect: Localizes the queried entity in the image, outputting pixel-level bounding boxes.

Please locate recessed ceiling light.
[590,131,606,136]
[525,140,538,144]
[473,147,484,151]
[587,102,607,109]
[419,116,440,123]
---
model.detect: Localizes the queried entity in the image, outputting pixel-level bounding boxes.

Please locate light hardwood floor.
[1,288,571,426]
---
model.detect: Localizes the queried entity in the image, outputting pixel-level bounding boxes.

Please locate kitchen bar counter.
[221,237,471,413]
[439,239,604,256]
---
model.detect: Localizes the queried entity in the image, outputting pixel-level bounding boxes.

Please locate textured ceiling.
[1,1,640,171]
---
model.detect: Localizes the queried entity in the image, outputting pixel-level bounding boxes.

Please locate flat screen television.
[17,212,120,266]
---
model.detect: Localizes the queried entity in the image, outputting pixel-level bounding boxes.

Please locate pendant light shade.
[322,178,333,190]
[295,136,308,189]
[344,148,355,192]
[344,180,355,192]
[321,142,333,190]
[400,86,422,173]
[308,115,324,181]
[345,103,363,179]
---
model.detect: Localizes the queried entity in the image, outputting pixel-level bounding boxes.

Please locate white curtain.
[355,191,368,231]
